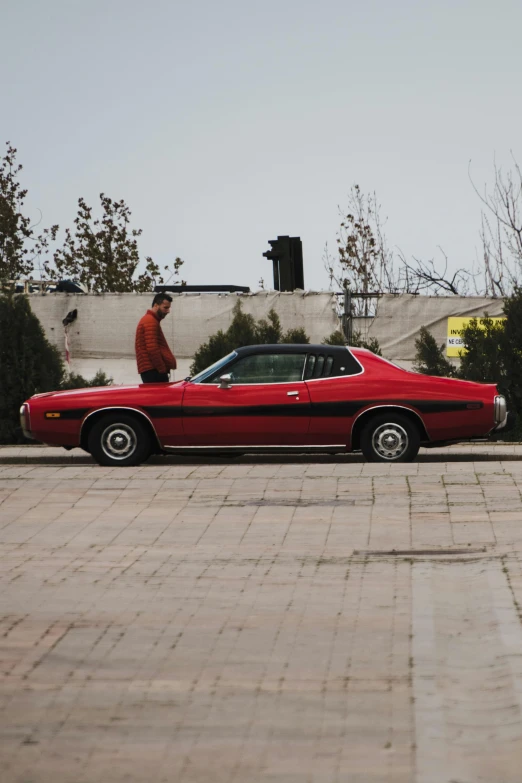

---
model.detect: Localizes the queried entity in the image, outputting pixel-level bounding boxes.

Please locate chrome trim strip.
[344,347,365,375]
[203,348,366,387]
[80,406,161,448]
[162,444,346,451]
[190,350,238,384]
[209,370,365,387]
[305,373,365,383]
[210,380,309,387]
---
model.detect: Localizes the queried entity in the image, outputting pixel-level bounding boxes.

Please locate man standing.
[135,294,177,383]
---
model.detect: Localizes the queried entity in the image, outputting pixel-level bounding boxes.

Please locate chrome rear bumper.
[493,410,515,433]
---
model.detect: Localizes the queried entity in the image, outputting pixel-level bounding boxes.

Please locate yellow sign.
[446,316,505,357]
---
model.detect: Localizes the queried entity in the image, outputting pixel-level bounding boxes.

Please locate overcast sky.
[3,0,521,291]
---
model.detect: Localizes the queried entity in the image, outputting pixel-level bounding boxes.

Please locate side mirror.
[219,374,233,389]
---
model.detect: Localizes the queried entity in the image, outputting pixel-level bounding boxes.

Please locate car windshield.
[189,351,237,384]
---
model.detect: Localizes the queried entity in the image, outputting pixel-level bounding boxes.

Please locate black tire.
[88,413,152,467]
[360,413,420,463]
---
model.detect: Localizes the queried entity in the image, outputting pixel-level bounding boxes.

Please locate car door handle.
[287,391,299,397]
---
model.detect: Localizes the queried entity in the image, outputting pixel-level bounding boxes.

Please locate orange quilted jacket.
[135,310,177,374]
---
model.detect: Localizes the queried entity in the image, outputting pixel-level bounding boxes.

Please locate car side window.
[305,350,361,379]
[325,355,334,376]
[226,353,306,384]
[314,355,325,377]
[304,353,334,379]
[305,355,316,379]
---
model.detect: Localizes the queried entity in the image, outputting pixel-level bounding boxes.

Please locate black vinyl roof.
[235,344,350,355]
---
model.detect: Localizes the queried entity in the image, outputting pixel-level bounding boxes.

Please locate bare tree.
[396,156,522,297]
[325,185,402,315]
[326,184,473,311]
[470,155,522,295]
[327,169,522,306]
[397,247,471,296]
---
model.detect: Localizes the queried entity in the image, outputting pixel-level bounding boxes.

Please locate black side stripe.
[407,400,484,413]
[142,406,183,418]
[308,400,484,416]
[146,399,484,418]
[182,404,311,417]
[46,399,484,421]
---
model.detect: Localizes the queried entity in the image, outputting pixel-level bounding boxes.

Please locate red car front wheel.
[88,414,152,467]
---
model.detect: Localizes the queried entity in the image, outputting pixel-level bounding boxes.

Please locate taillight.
[494,395,507,424]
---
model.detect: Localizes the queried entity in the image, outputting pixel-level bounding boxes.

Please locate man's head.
[152,293,172,320]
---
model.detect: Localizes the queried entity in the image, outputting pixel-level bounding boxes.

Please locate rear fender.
[350,405,429,450]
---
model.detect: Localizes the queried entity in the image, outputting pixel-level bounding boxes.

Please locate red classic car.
[20,344,510,466]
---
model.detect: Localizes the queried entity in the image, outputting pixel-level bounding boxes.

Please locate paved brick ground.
[2,446,522,782]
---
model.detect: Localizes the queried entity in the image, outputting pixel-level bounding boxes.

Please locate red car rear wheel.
[361,413,420,463]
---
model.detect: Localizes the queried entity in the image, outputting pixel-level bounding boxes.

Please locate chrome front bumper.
[19,403,33,440]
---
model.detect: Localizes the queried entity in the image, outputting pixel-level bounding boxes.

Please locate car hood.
[31,380,186,400]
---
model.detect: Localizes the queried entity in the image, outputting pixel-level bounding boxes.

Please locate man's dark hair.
[152,293,173,307]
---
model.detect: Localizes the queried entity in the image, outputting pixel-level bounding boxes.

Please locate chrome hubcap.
[372,423,408,460]
[100,423,137,461]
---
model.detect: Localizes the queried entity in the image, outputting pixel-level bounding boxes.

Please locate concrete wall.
[28,291,340,385]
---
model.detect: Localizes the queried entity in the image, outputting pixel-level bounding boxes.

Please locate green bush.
[0,295,64,443]
[458,315,505,387]
[458,309,520,440]
[60,370,113,390]
[413,326,456,377]
[190,300,310,375]
[323,328,382,355]
[0,295,112,443]
[500,287,522,415]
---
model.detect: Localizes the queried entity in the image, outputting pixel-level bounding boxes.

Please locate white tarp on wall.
[354,294,505,368]
[27,291,505,383]
[28,291,340,384]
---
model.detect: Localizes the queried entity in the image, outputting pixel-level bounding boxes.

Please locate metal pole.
[342,290,352,344]
[347,290,352,344]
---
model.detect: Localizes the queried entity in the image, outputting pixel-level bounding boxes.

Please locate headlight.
[19,403,33,439]
[494,395,507,424]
